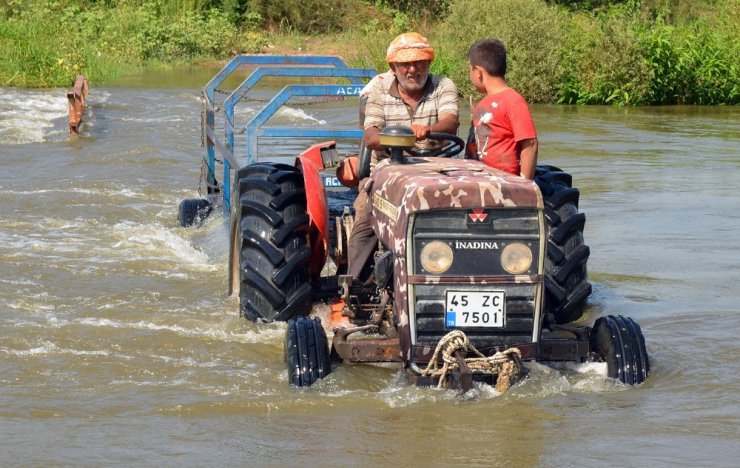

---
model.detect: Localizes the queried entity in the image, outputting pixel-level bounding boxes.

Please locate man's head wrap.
[385,32,435,63]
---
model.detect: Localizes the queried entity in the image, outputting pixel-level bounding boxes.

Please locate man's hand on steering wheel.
[408,132,466,158]
[411,124,431,140]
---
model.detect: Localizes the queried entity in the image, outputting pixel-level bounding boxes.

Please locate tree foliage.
[0,0,736,104]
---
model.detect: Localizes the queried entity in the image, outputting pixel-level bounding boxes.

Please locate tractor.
[179,56,649,392]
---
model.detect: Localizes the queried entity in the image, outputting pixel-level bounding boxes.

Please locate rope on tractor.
[420,330,522,389]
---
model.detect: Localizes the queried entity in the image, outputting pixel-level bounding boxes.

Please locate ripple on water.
[2,87,739,465]
[0,90,68,144]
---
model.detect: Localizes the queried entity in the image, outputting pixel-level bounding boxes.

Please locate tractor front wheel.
[284,317,332,386]
[591,315,650,385]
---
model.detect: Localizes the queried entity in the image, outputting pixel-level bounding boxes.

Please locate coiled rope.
[420,330,522,390]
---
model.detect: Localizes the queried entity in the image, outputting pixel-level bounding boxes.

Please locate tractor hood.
[369,157,543,257]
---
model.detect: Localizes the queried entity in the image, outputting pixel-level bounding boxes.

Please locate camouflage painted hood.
[369,157,543,256]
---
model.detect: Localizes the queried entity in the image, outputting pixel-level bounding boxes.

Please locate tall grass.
[0,0,267,87]
[639,2,739,105]
[558,0,738,105]
[558,4,654,105]
[435,0,569,103]
[0,0,737,105]
[433,0,738,105]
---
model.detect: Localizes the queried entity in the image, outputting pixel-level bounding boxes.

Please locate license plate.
[445,291,505,328]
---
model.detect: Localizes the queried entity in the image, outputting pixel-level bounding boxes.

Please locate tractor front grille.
[408,208,543,350]
[412,283,537,349]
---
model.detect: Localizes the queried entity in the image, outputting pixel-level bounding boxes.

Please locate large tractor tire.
[231,162,312,322]
[284,316,332,387]
[535,165,592,324]
[591,315,650,385]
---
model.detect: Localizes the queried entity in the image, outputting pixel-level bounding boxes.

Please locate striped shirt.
[364,74,459,163]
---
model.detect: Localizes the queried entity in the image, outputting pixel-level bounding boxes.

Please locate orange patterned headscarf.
[385,32,435,63]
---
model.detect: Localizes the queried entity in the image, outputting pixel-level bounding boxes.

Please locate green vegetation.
[436,0,738,105]
[1,0,737,105]
[0,0,269,87]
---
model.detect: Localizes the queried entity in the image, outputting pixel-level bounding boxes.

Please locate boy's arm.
[519,138,538,179]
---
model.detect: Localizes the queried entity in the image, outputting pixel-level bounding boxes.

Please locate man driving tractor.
[347,32,461,281]
[186,35,646,389]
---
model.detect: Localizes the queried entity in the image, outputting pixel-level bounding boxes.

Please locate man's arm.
[519,138,538,179]
[368,113,460,148]
[362,76,387,150]
[430,113,460,134]
[411,77,460,139]
[364,126,382,151]
[410,113,460,140]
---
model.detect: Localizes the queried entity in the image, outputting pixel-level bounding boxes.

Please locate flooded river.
[1,67,739,465]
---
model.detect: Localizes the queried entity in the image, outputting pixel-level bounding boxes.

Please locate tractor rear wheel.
[232,163,312,322]
[535,165,592,324]
[591,315,650,385]
[284,317,332,386]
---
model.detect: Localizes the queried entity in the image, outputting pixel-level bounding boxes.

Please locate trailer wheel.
[535,165,592,324]
[178,198,212,227]
[284,317,332,386]
[591,315,650,385]
[232,163,312,322]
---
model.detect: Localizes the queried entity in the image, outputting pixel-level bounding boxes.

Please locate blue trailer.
[179,55,376,223]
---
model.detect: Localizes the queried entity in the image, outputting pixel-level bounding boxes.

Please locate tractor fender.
[295,143,332,279]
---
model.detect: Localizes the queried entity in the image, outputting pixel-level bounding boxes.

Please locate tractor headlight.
[501,242,533,275]
[420,241,453,274]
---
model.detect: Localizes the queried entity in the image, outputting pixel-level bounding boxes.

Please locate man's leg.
[347,187,377,279]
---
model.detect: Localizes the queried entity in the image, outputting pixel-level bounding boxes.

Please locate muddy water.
[1,69,739,465]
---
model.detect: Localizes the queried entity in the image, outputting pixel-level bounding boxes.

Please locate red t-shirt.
[470,88,537,176]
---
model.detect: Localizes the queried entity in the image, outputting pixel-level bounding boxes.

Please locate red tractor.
[181,56,649,392]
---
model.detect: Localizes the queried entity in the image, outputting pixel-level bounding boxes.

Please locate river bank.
[1,0,737,105]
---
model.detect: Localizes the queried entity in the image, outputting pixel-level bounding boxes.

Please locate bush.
[559,0,738,105]
[247,0,352,34]
[0,0,263,86]
[559,6,652,105]
[376,0,452,22]
[435,0,569,103]
[0,2,97,87]
[640,0,738,105]
[1,0,737,104]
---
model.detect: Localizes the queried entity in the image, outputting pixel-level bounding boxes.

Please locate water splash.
[111,220,218,269]
[233,104,327,125]
[0,89,68,144]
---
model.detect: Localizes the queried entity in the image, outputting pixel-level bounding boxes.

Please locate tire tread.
[535,165,592,324]
[234,163,312,322]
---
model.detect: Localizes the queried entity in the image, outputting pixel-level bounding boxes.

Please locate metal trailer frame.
[201,55,377,213]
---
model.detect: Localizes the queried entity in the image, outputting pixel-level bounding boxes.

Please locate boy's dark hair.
[467,39,507,77]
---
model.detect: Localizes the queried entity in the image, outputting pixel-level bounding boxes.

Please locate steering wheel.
[407,132,465,158]
[357,130,465,179]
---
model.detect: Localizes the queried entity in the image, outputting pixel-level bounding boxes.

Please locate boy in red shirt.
[466,39,538,179]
